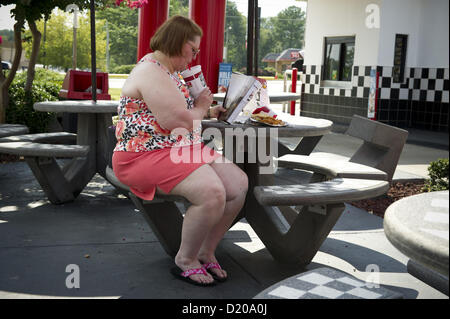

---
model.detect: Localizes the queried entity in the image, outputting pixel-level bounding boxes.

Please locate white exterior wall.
[304,0,381,67]
[378,0,421,67]
[378,0,449,68]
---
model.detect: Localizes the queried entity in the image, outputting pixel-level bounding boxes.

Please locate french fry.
[252,115,285,126]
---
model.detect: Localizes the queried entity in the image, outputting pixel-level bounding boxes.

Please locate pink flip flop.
[202,262,227,282]
[170,266,216,287]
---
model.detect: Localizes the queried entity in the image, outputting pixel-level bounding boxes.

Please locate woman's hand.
[208,104,226,119]
[194,87,213,112]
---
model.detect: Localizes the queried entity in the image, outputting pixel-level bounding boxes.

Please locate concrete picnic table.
[202,115,341,264]
[99,111,386,266]
[202,114,333,190]
[33,100,118,199]
[384,190,449,294]
[203,113,333,158]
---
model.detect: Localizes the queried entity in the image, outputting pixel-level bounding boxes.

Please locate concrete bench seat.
[0,124,29,138]
[277,154,388,181]
[248,178,389,265]
[0,141,89,158]
[0,133,90,205]
[254,178,389,206]
[105,166,187,257]
[105,166,187,204]
[0,132,77,144]
[276,115,408,183]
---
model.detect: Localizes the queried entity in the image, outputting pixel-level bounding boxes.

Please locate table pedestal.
[64,113,113,195]
[214,125,342,265]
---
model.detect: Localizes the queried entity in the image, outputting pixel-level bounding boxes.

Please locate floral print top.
[114,57,202,152]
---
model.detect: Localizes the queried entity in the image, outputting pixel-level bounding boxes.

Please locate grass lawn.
[108,74,129,79]
[109,88,121,101]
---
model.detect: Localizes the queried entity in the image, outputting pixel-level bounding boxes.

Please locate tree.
[0,0,103,123]
[23,10,107,71]
[0,29,14,42]
[169,0,188,17]
[96,4,138,69]
[259,17,280,64]
[258,6,306,70]
[0,0,144,123]
[269,6,305,51]
[224,1,247,71]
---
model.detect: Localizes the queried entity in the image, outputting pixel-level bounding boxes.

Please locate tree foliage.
[0,0,110,123]
[94,0,189,71]
[423,158,449,192]
[96,5,138,69]
[23,10,107,71]
[224,3,306,74]
[169,0,188,17]
[269,6,305,50]
[224,1,247,71]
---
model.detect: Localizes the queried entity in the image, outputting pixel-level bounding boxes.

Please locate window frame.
[322,36,355,82]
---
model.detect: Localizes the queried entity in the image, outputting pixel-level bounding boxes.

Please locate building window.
[393,34,408,83]
[323,36,355,81]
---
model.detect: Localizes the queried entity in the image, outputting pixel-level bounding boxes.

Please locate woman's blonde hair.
[150,15,203,57]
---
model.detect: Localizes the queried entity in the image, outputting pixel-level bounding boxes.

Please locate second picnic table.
[33,100,118,202]
[384,190,449,295]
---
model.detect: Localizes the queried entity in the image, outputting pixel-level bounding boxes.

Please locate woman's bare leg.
[197,157,248,279]
[164,164,227,284]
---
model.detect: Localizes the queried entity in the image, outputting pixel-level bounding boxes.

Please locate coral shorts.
[112,143,222,200]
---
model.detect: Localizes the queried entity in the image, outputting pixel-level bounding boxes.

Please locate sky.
[232,0,307,17]
[0,1,307,30]
[0,5,15,30]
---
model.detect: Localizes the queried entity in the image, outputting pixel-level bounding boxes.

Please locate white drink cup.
[181,65,207,98]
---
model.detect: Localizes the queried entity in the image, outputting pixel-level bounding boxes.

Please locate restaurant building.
[300,0,449,132]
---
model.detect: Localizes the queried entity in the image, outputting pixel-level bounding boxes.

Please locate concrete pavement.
[0,129,448,299]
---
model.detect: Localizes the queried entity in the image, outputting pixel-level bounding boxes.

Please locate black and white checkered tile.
[302,65,375,98]
[259,178,379,195]
[254,267,402,299]
[378,66,449,103]
[303,65,449,103]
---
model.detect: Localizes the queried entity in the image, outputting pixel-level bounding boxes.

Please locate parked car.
[1,61,12,70]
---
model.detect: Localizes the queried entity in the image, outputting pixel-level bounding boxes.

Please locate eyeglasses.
[187,42,200,58]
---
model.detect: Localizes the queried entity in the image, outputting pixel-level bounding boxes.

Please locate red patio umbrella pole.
[137,0,169,61]
[190,0,226,93]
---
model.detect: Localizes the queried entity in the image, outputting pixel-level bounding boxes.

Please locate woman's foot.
[175,254,215,285]
[198,254,227,282]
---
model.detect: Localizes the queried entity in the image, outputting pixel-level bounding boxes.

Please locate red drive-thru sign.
[290,51,301,59]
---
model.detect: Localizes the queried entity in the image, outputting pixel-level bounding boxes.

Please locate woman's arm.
[206,104,227,119]
[132,63,209,131]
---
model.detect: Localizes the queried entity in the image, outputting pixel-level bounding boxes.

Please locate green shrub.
[6,69,63,133]
[422,158,449,192]
[110,64,135,74]
[264,67,276,76]
[13,68,65,88]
